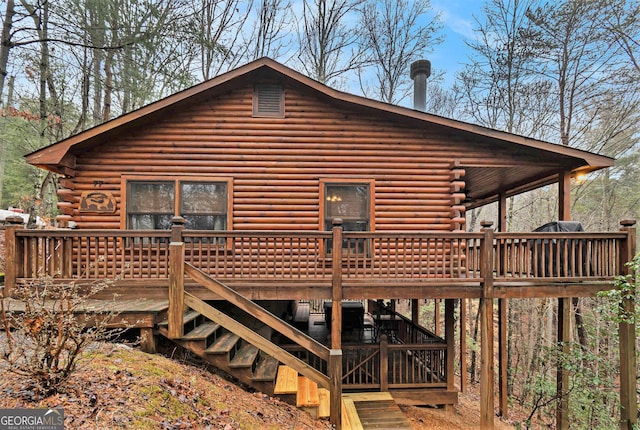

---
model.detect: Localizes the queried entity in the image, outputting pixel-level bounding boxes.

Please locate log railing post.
[168,217,186,340]
[619,219,637,430]
[330,218,343,430]
[170,216,185,242]
[3,216,24,298]
[480,221,495,298]
[479,221,495,429]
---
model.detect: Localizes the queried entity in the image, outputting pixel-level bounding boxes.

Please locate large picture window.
[320,179,374,256]
[125,177,231,231]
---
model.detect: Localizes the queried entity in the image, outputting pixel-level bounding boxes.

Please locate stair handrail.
[183,291,330,389]
[370,300,444,343]
[184,262,330,362]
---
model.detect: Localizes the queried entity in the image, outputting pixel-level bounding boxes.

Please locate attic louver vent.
[254,84,284,117]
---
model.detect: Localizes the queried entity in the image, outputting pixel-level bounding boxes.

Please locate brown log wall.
[56,84,474,231]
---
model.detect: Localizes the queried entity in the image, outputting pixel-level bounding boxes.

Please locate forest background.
[0,0,638,428]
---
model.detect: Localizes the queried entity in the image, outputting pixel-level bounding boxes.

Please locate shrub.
[0,278,121,398]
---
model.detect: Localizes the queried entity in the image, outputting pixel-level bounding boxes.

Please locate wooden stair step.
[317,388,330,418]
[158,310,200,327]
[296,376,320,408]
[342,392,394,402]
[342,398,364,430]
[252,356,279,382]
[274,365,298,394]
[229,344,259,368]
[205,332,240,354]
[181,321,220,341]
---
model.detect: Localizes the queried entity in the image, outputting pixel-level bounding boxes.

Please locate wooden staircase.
[156,309,368,428]
[274,365,329,418]
[157,310,282,395]
[274,365,369,430]
[159,261,337,425]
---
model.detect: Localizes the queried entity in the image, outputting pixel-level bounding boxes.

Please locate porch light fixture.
[574,173,587,184]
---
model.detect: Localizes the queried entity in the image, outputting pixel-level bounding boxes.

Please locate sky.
[429,0,484,88]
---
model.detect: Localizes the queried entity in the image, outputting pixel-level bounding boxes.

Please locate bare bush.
[0,278,123,399]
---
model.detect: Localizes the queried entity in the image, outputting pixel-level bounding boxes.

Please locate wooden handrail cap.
[620,219,636,227]
[480,220,494,228]
[332,218,343,226]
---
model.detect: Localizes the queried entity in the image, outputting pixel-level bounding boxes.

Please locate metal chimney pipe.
[410,60,431,112]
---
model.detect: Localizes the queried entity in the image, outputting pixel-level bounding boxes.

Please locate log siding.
[55,83,499,232]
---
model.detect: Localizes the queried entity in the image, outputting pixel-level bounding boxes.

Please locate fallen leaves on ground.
[0,343,330,429]
[401,387,517,430]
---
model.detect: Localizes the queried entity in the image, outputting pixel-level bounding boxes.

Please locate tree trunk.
[572,297,588,362]
[103,51,113,121]
[0,0,15,102]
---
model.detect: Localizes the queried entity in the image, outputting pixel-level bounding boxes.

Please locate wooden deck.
[4,226,629,301]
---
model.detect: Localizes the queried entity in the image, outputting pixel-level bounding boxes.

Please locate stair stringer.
[184,292,330,389]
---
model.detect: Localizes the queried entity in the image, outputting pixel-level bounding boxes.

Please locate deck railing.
[284,337,447,390]
[3,218,633,296]
[492,232,626,281]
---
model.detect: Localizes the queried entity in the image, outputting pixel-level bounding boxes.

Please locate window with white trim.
[126,178,230,231]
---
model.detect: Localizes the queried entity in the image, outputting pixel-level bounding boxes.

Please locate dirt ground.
[402,389,516,430]
[0,341,522,430]
[0,342,331,429]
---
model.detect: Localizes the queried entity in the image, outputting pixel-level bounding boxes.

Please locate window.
[125,177,231,231]
[320,180,374,256]
[127,182,175,230]
[180,182,228,230]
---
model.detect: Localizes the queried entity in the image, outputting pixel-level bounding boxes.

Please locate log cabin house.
[3,58,637,429]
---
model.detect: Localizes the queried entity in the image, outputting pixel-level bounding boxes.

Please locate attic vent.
[253,84,284,117]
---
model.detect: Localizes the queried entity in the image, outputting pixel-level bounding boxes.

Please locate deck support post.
[434,299,441,336]
[480,221,495,429]
[619,220,637,430]
[497,192,508,418]
[460,298,467,393]
[480,298,495,430]
[411,299,419,343]
[3,216,24,298]
[139,327,156,353]
[498,299,508,417]
[380,335,389,391]
[330,219,343,430]
[556,297,571,430]
[445,299,455,396]
[556,172,571,430]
